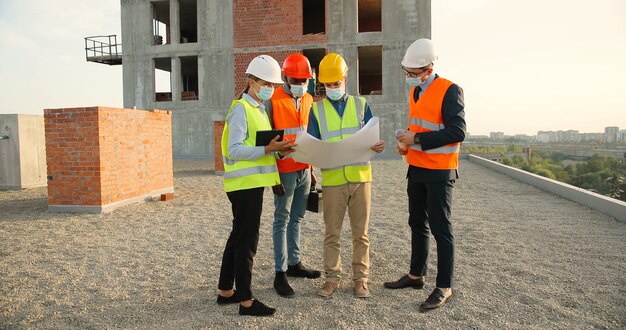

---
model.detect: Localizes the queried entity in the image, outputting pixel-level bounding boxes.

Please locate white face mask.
[326,85,345,101]
[405,77,423,88]
[253,82,274,101]
[290,83,307,97]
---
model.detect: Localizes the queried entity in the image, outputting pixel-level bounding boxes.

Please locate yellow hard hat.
[318,53,348,83]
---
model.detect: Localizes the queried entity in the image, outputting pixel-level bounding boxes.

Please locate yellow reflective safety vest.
[221,98,280,192]
[311,96,372,186]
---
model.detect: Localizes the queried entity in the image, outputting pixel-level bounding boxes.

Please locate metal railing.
[84,35,122,65]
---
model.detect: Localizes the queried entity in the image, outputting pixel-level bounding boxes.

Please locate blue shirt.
[307,94,374,139]
[226,93,268,161]
[416,72,437,98]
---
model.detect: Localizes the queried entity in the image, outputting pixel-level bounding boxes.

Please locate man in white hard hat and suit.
[384,38,466,311]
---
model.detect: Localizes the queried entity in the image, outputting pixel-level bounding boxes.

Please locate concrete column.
[197,55,204,102]
[171,57,182,102]
[328,0,358,44]
[170,0,180,44]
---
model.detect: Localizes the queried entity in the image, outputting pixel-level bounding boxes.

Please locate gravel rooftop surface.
[1,159,624,329]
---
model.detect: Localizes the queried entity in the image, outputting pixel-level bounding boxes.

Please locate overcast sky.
[1,0,625,135]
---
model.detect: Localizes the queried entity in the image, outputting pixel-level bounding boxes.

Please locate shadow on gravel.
[174,170,216,178]
[0,197,49,221]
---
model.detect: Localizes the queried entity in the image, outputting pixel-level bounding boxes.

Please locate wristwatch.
[413,133,421,145]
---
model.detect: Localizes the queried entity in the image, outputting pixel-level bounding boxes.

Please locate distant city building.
[466,134,489,141]
[490,132,505,140]
[537,131,551,143]
[605,126,619,143]
[513,134,534,142]
[580,133,605,142]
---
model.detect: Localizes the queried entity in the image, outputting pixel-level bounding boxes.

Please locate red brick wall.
[44,108,102,205]
[233,0,327,49]
[234,50,294,97]
[44,107,173,207]
[214,121,224,172]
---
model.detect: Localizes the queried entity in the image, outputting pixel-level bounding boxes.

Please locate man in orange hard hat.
[265,53,322,298]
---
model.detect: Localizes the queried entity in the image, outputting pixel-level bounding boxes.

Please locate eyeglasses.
[403,67,427,78]
[253,79,279,88]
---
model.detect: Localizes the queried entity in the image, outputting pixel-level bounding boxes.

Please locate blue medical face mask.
[254,83,274,101]
[405,77,423,88]
[289,83,306,97]
[325,84,345,101]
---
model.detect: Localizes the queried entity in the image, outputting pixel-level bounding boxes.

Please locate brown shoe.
[353,280,370,298]
[383,274,425,289]
[419,288,452,310]
[317,282,338,298]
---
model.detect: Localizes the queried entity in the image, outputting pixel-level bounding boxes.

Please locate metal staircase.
[84,35,122,65]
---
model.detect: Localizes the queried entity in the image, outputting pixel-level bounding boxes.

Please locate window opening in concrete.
[179,0,197,43]
[302,48,327,96]
[358,46,382,95]
[152,1,170,45]
[154,58,172,101]
[303,0,325,35]
[358,0,382,33]
[180,56,199,101]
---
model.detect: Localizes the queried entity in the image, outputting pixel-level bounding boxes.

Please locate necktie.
[415,86,422,102]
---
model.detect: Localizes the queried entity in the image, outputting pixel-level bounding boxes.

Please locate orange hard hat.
[282,53,313,79]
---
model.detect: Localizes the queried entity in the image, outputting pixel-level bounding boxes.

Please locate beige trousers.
[322,182,371,283]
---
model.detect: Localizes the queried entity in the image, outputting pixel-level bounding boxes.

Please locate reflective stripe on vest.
[410,118,445,132]
[221,98,280,192]
[270,86,312,173]
[408,144,460,154]
[312,96,372,186]
[223,164,279,179]
[406,78,461,170]
[316,97,364,140]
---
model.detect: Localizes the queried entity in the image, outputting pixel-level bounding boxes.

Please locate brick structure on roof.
[44,106,174,213]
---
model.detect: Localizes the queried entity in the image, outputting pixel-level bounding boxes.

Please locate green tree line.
[463,145,626,201]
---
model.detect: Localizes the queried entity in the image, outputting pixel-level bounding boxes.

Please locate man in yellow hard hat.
[307,52,385,299]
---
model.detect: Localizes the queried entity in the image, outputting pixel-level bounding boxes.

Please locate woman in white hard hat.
[216,55,294,317]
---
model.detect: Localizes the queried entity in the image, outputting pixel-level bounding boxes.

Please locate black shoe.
[239,300,276,316]
[216,291,240,305]
[419,288,452,311]
[274,272,295,297]
[383,274,425,289]
[286,262,322,279]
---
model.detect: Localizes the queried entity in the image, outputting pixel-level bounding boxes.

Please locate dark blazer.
[408,75,466,182]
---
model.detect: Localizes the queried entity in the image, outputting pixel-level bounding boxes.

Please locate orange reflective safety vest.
[270,85,313,173]
[407,77,461,170]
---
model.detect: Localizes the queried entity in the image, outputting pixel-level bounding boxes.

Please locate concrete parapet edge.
[47,187,175,214]
[468,154,626,223]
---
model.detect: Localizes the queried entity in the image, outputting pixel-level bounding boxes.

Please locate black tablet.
[255,129,284,146]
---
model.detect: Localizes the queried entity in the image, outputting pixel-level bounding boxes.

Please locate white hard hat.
[245,55,283,84]
[401,38,437,68]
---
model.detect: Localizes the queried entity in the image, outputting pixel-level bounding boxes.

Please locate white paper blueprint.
[290,117,380,168]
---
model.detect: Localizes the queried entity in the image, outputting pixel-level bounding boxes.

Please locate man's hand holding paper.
[291,117,383,168]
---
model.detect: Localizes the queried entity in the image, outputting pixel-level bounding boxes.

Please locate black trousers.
[218,187,264,301]
[407,180,455,288]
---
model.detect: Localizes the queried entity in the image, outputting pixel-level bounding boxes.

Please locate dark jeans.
[218,187,264,301]
[407,180,455,288]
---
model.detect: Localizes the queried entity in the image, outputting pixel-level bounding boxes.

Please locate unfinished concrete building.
[86,0,431,158]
